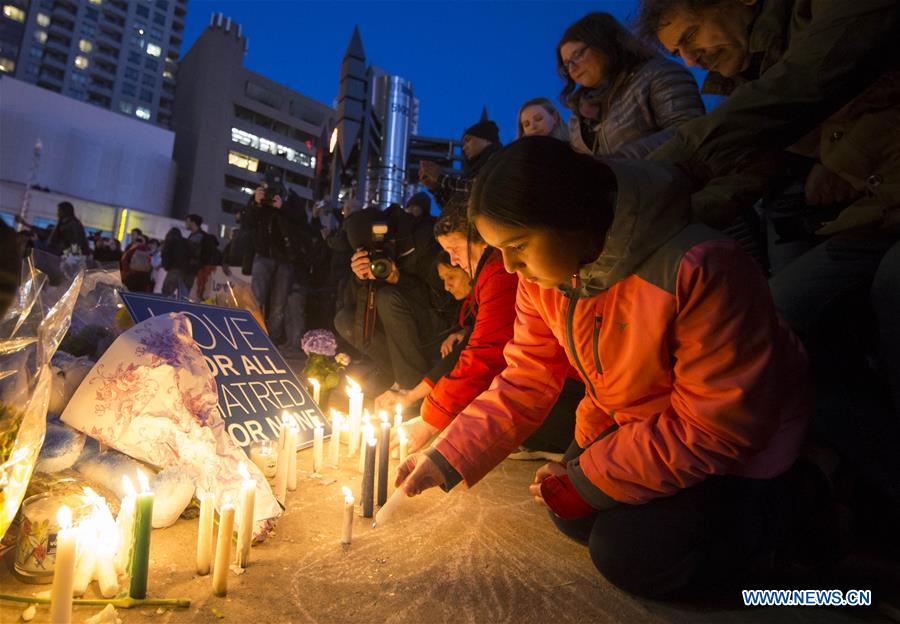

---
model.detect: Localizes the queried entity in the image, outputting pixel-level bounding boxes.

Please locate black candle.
[377,421,391,506]
[361,437,377,518]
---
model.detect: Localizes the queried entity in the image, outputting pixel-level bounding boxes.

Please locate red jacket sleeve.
[573,241,809,505]
[431,282,572,486]
[422,258,518,429]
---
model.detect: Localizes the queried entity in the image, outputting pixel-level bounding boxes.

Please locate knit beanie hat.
[463,119,500,144]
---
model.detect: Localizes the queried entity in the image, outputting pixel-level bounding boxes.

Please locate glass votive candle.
[13,492,92,583]
[249,440,277,478]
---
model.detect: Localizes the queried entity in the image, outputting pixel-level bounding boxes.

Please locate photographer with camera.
[242,171,303,351]
[334,204,454,391]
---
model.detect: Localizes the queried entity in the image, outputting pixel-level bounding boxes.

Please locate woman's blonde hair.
[516,97,569,141]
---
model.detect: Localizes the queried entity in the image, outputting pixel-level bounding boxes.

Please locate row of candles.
[45,378,407,622]
[48,472,154,624]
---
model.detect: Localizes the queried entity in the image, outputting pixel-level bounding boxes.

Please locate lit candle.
[274,412,291,505]
[394,404,403,429]
[377,413,391,507]
[373,486,407,528]
[49,506,76,624]
[346,378,363,456]
[212,498,235,597]
[328,410,342,468]
[196,491,215,575]
[287,413,299,492]
[81,488,118,598]
[95,536,119,599]
[360,436,377,518]
[313,419,324,474]
[249,440,277,478]
[236,463,256,568]
[128,469,154,599]
[114,476,136,575]
[398,429,409,465]
[341,486,354,545]
[308,377,321,405]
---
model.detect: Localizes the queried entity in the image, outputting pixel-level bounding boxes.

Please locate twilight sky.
[180,1,698,144]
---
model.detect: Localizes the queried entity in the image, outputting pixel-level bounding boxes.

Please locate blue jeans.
[251,256,294,345]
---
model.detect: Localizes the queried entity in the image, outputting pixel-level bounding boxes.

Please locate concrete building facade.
[0,0,186,128]
[171,13,333,234]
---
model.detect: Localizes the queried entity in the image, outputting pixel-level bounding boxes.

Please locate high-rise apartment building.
[0,0,186,128]
[172,14,333,233]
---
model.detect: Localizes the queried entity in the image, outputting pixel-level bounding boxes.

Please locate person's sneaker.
[508,446,564,462]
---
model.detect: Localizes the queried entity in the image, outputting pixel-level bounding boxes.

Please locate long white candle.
[328,410,342,468]
[72,526,97,596]
[309,377,321,405]
[95,545,118,598]
[373,486,407,528]
[49,506,76,624]
[287,414,299,492]
[394,404,403,429]
[341,486,354,545]
[313,421,324,474]
[236,463,256,568]
[212,500,235,597]
[196,491,215,575]
[358,423,373,474]
[346,378,363,456]
[114,477,136,575]
[274,412,291,505]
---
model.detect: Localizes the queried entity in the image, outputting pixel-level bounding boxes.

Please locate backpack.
[129,246,153,272]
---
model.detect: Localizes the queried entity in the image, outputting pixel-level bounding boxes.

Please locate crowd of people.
[6,1,898,605]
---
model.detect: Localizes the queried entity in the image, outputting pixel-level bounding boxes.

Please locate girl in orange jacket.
[397,137,813,599]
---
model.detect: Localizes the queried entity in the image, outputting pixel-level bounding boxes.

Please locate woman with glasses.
[558,12,704,159]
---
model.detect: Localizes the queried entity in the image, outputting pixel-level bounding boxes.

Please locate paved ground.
[1,447,893,624]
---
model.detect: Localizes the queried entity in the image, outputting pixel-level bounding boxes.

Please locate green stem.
[0,594,190,609]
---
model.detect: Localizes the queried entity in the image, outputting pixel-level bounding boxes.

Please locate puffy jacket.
[431,159,811,507]
[422,249,518,428]
[568,56,705,160]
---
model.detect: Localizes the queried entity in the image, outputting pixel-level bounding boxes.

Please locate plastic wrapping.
[0,253,83,542]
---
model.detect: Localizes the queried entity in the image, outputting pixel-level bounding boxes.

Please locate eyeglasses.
[562,45,590,74]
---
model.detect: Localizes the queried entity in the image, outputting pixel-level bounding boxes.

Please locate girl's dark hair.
[557,12,655,109]
[636,0,728,42]
[433,250,453,268]
[165,227,182,241]
[468,136,616,236]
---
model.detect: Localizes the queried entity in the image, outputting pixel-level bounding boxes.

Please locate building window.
[84,8,98,21]
[135,107,151,120]
[124,66,138,79]
[146,42,161,57]
[153,11,165,25]
[81,23,96,36]
[228,150,259,173]
[34,30,47,44]
[79,39,93,53]
[0,57,14,73]
[29,46,42,59]
[89,0,102,4]
[230,127,316,169]
[71,72,87,85]
[155,0,168,9]
[122,82,136,96]
[150,26,163,39]
[74,55,89,69]
[119,101,133,114]
[139,88,152,102]
[136,4,149,17]
[128,50,141,64]
[35,11,50,26]
[162,68,173,79]
[144,58,157,70]
[3,5,26,22]
[141,72,155,86]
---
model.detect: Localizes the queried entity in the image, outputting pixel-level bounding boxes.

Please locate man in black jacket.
[333,205,454,390]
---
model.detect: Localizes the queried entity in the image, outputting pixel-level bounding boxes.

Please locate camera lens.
[370,257,392,280]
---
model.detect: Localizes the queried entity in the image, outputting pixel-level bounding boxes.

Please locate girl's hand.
[392,416,439,454]
[395,452,445,496]
[528,461,567,506]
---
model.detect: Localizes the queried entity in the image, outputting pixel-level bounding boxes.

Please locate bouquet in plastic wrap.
[0,253,83,541]
[61,312,281,538]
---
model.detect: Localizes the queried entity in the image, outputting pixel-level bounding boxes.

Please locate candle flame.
[57,505,72,530]
[399,429,408,443]
[122,475,136,497]
[342,486,352,498]
[378,410,388,423]
[345,377,360,393]
[367,436,377,447]
[238,462,250,480]
[282,410,292,426]
[136,469,150,493]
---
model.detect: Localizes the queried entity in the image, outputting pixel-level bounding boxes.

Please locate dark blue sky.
[181,1,667,143]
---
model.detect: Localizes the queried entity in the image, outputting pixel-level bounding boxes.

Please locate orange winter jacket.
[432,159,811,507]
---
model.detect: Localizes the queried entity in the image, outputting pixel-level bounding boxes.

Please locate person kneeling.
[397,137,813,600]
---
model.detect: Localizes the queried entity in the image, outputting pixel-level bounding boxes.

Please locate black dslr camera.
[261,169,286,207]
[367,222,393,281]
